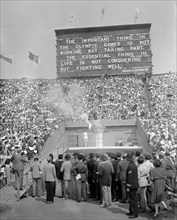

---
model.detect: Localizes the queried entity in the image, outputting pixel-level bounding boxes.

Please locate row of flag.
[0,52,39,64]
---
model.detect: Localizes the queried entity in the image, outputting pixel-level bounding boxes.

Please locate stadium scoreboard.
[55,23,152,78]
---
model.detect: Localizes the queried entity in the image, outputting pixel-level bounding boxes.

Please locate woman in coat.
[150,159,168,217]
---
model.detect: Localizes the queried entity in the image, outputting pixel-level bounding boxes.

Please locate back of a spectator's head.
[78,154,84,160]
[5,158,11,164]
[65,154,70,160]
[159,152,165,159]
[47,157,52,163]
[131,151,135,157]
[145,154,152,160]
[165,151,170,157]
[116,152,122,158]
[123,153,127,159]
[73,152,79,158]
[34,157,39,161]
[89,153,95,159]
[135,151,141,157]
[153,159,161,167]
[109,153,117,160]
[58,154,63,160]
[127,152,133,160]
[96,153,101,159]
[137,156,144,164]
[49,153,54,159]
[101,154,108,161]
[152,152,157,160]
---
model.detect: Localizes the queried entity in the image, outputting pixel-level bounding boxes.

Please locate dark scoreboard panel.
[55,23,152,78]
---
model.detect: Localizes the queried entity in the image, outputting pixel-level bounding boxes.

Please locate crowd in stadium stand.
[0,73,176,217]
[0,73,176,158]
[0,79,61,159]
[140,73,177,153]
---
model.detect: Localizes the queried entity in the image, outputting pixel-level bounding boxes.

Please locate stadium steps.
[39,122,65,159]
[0,169,32,203]
[0,185,17,203]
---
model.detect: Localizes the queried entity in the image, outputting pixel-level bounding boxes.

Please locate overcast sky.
[1,0,176,79]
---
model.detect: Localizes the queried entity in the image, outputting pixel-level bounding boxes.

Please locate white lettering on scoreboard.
[55,25,152,77]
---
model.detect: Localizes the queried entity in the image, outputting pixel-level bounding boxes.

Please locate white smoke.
[43,82,90,122]
[80,112,92,129]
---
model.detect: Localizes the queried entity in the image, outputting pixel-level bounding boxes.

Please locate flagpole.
[70,13,74,27]
[134,8,139,24]
[101,7,104,26]
[100,7,105,120]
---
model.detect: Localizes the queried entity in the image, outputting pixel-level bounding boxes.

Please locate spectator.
[99,154,114,208]
[72,154,88,202]
[4,158,12,185]
[87,153,96,199]
[137,157,149,213]
[150,159,168,217]
[117,153,129,203]
[30,157,42,197]
[93,153,102,201]
[43,156,56,204]
[11,147,27,190]
[60,154,72,199]
[54,154,64,198]
[126,152,139,219]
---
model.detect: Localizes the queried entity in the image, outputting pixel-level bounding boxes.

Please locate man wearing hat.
[60,154,73,199]
[54,154,64,198]
[11,147,27,190]
[71,152,79,200]
[72,154,88,202]
[126,152,139,219]
[87,153,96,198]
[110,153,118,202]
[99,154,114,208]
[30,157,42,197]
[93,153,101,201]
[116,152,122,201]
[117,153,129,203]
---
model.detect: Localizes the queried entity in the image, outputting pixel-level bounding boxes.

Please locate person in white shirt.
[83,132,88,147]
[137,157,149,213]
[60,154,72,199]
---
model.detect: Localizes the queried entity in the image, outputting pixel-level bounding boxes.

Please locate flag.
[134,8,139,24]
[0,54,13,64]
[29,51,39,64]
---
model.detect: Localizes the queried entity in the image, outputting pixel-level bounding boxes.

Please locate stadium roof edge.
[55,23,151,35]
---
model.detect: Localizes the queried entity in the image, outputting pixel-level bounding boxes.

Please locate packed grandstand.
[0,72,176,160]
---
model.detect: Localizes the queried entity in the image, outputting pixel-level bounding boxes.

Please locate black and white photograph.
[0,0,176,220]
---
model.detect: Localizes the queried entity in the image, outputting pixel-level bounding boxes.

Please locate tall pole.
[70,13,74,27]
[100,7,105,120]
[134,8,139,24]
[101,7,105,25]
[100,81,105,120]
